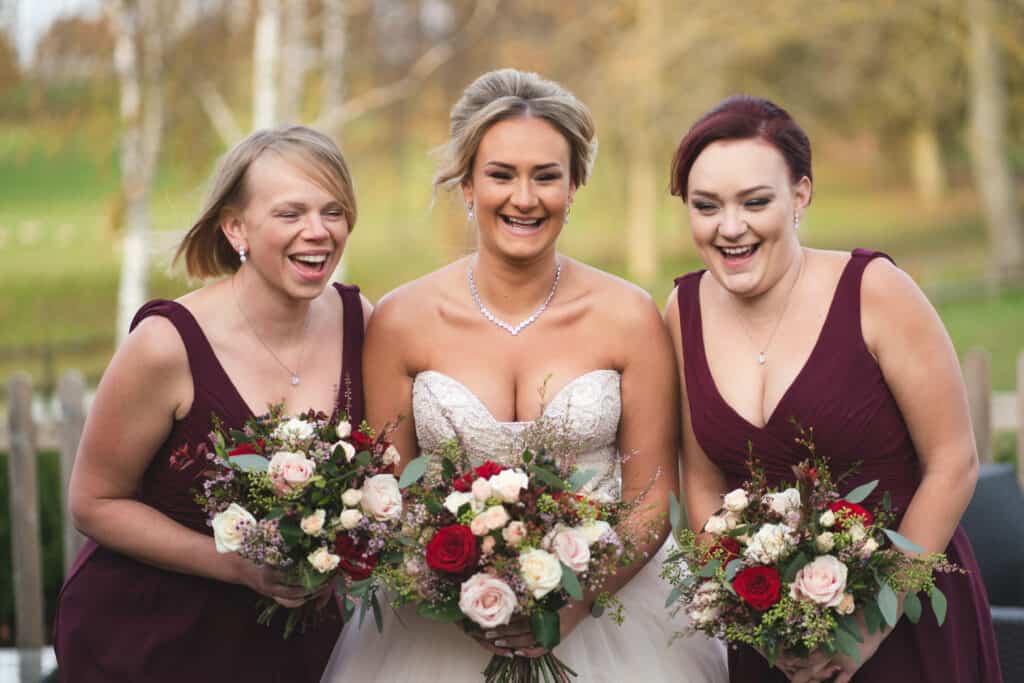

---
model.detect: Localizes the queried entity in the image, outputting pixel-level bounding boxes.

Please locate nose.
[301,214,330,240]
[717,207,747,240]
[509,178,538,211]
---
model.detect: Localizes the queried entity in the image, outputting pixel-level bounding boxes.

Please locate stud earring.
[239,247,247,263]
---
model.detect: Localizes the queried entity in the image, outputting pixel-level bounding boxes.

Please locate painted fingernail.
[494,640,507,647]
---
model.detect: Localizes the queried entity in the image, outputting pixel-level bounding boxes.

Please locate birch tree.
[252,0,281,129]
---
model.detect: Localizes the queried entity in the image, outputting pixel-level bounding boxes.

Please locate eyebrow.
[690,185,774,200]
[483,161,563,172]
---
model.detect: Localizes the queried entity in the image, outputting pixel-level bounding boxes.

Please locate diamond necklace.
[736,250,804,366]
[231,277,310,386]
[467,260,561,336]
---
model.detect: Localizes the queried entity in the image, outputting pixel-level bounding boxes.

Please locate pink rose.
[789,555,848,607]
[360,474,402,521]
[544,526,591,573]
[481,536,497,555]
[470,516,489,536]
[267,451,316,495]
[502,521,527,547]
[480,505,511,531]
[459,573,518,629]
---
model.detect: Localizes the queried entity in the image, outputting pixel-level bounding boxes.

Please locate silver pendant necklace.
[468,260,561,336]
[232,277,310,387]
[737,250,804,366]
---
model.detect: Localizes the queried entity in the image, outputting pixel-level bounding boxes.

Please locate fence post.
[59,370,87,576]
[964,348,992,464]
[7,374,45,669]
[1017,351,1024,490]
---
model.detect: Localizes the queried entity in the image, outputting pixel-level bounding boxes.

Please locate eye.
[323,209,344,219]
[693,201,718,214]
[277,211,300,220]
[487,171,513,181]
[745,197,771,208]
[536,173,562,182]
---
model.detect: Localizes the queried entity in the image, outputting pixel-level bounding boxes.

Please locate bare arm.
[665,286,728,533]
[68,317,310,604]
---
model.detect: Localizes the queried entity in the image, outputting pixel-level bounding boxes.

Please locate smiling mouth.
[290,253,329,273]
[717,244,759,259]
[501,215,544,230]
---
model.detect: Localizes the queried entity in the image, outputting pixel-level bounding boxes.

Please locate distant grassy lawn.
[2,123,1021,390]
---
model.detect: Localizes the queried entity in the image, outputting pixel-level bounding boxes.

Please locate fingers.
[274,595,306,609]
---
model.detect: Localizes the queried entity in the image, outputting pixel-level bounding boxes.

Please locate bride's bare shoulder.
[568,259,661,329]
[369,258,470,333]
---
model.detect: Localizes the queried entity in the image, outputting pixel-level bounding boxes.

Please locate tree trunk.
[280,0,308,123]
[320,0,347,140]
[253,0,281,129]
[908,117,946,209]
[966,0,1024,281]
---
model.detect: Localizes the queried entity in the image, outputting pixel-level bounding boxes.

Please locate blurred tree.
[33,14,115,82]
[0,27,18,92]
[253,0,281,129]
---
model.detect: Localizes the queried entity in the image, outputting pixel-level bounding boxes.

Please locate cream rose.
[335,420,352,439]
[471,478,493,502]
[308,546,341,573]
[481,536,497,555]
[723,488,750,513]
[704,514,729,535]
[837,592,856,615]
[815,531,835,553]
[382,444,402,466]
[444,491,477,516]
[488,469,530,503]
[744,523,796,564]
[340,509,364,530]
[579,520,613,545]
[334,440,357,463]
[480,505,511,531]
[545,526,591,573]
[267,451,316,495]
[789,555,848,607]
[301,509,326,536]
[849,523,867,543]
[765,487,802,517]
[688,580,723,626]
[724,511,742,530]
[859,537,879,559]
[459,573,518,629]
[361,474,402,521]
[819,510,836,528]
[272,417,315,444]
[341,488,363,507]
[502,521,527,547]
[212,503,256,553]
[519,548,562,598]
[470,516,490,536]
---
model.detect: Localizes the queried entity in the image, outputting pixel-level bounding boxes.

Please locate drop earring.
[238,246,247,263]
[793,214,800,231]
[466,203,475,221]
[564,205,571,225]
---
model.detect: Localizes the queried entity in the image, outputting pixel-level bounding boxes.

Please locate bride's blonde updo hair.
[433,68,598,191]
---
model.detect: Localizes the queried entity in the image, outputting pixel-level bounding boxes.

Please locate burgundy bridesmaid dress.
[676,250,1002,682]
[54,283,365,682]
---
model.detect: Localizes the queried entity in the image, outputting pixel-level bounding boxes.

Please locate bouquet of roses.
[386,439,654,682]
[662,425,959,666]
[188,404,405,637]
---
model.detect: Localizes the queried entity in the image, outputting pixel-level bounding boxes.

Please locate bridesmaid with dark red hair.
[665,96,1002,682]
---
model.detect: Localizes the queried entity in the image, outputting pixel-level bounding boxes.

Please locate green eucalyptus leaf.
[843,480,878,504]
[665,586,682,609]
[669,493,683,535]
[881,491,892,512]
[725,559,743,582]
[836,615,863,643]
[528,464,566,492]
[342,597,356,622]
[229,454,271,473]
[531,609,561,650]
[783,552,810,583]
[877,583,899,627]
[864,599,884,634]
[698,559,722,577]
[425,497,443,516]
[229,429,248,443]
[568,468,599,493]
[903,591,923,624]
[278,516,302,546]
[591,601,605,618]
[354,451,372,467]
[417,600,463,623]
[398,455,430,488]
[561,563,584,601]
[834,627,862,664]
[371,590,383,633]
[930,586,948,626]
[882,529,924,554]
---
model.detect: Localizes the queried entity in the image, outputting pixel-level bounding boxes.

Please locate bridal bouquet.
[662,425,959,666]
[386,440,653,682]
[186,404,405,637]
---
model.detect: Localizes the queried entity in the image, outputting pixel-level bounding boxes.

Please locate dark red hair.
[669,95,812,201]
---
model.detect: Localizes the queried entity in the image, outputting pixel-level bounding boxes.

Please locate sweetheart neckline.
[413,369,620,426]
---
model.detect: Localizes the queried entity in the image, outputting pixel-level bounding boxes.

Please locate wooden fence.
[2,353,1023,665]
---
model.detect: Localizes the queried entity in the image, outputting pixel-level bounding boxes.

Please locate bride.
[322,69,726,682]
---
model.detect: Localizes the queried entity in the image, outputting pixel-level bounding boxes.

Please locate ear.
[461,178,474,208]
[793,176,812,212]
[568,183,577,206]
[219,207,247,253]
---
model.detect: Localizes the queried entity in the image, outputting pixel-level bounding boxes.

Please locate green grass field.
[1,124,1022,391]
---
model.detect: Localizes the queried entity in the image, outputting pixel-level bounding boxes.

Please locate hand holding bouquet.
[663,426,959,667]
[189,405,405,637]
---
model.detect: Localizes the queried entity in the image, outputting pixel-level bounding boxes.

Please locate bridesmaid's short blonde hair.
[175,125,357,279]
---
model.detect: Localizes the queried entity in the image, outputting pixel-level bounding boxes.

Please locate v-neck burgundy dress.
[54,283,364,682]
[675,250,1002,682]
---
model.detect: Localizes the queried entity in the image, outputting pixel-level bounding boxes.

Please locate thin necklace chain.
[468,260,561,336]
[737,250,804,366]
[231,277,310,387]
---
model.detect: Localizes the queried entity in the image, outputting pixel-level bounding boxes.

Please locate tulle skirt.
[321,541,728,682]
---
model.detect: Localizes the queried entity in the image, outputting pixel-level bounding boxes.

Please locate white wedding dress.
[322,370,727,682]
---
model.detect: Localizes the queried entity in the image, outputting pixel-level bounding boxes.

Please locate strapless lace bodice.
[412,369,622,501]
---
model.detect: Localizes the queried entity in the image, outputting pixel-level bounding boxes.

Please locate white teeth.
[721,245,754,256]
[506,216,542,226]
[293,254,328,264]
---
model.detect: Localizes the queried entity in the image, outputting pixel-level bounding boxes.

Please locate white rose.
[335,420,352,439]
[502,521,527,547]
[267,451,316,495]
[471,478,493,502]
[544,526,591,573]
[765,487,802,517]
[444,491,476,516]
[301,509,326,536]
[723,488,749,513]
[744,523,797,564]
[481,505,511,531]
[340,509,364,530]
[819,510,836,528]
[459,573,518,629]
[849,523,867,543]
[342,488,363,507]
[470,516,490,536]
[489,469,530,503]
[837,593,856,615]
[815,531,835,553]
[382,444,402,466]
[519,548,562,598]
[704,514,729,535]
[272,417,315,444]
[360,474,402,521]
[789,555,848,607]
[334,440,357,463]
[212,503,256,553]
[859,537,879,559]
[308,546,341,574]
[724,511,742,530]
[579,520,612,546]
[688,580,723,626]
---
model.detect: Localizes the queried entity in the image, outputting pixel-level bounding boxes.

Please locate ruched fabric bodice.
[412,369,622,501]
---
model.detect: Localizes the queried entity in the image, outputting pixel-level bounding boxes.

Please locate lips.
[289,252,330,280]
[717,243,759,260]
[500,214,544,231]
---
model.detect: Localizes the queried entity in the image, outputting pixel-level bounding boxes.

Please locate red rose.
[474,461,506,479]
[453,461,506,492]
[351,430,373,451]
[228,439,265,457]
[829,501,873,528]
[425,524,479,575]
[732,566,781,611]
[704,537,742,565]
[334,533,379,581]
